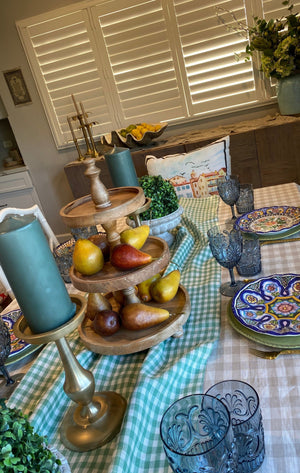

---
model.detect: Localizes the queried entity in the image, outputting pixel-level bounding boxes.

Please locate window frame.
[17,0,283,149]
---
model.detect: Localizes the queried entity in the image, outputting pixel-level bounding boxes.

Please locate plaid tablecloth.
[204,182,300,473]
[6,195,221,473]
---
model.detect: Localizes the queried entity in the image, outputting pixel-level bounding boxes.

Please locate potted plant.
[217,0,300,114]
[128,175,183,246]
[0,402,69,472]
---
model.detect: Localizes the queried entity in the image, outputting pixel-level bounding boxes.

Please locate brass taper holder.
[67,94,101,161]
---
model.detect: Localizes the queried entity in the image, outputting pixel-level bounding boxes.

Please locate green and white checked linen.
[7,196,221,473]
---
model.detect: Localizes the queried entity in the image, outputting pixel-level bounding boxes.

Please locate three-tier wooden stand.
[58,157,191,448]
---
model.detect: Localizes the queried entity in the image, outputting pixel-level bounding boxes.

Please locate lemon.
[73,239,104,275]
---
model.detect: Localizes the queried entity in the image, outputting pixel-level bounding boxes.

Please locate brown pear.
[121,303,169,330]
[88,233,110,261]
[110,243,152,270]
[86,293,112,320]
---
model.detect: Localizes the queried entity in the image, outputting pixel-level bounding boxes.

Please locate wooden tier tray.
[70,236,169,293]
[78,285,191,355]
[60,186,145,227]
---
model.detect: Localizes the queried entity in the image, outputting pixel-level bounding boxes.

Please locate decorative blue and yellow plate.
[231,274,300,337]
[235,206,300,239]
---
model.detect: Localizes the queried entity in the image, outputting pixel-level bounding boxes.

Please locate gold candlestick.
[14,294,127,452]
[80,102,100,158]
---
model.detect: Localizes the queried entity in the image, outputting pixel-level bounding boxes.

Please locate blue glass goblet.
[217,175,240,222]
[206,380,265,473]
[160,393,238,473]
[207,224,245,297]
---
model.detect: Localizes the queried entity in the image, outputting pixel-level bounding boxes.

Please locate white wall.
[0,0,279,237]
[0,0,81,237]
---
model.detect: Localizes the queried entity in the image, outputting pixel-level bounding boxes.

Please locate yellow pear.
[73,239,104,276]
[138,273,161,302]
[120,225,150,249]
[150,270,181,303]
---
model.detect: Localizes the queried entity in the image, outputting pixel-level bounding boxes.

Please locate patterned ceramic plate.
[235,206,300,238]
[2,310,28,355]
[227,303,300,349]
[2,309,43,365]
[231,274,300,337]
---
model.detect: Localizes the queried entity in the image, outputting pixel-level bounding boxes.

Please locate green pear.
[150,270,180,303]
[138,273,161,302]
[120,225,150,249]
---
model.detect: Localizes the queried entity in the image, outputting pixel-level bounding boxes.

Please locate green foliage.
[217,0,300,79]
[0,402,61,473]
[138,175,179,220]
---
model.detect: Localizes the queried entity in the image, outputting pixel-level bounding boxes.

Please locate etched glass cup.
[160,394,237,473]
[236,184,254,215]
[236,235,261,277]
[206,380,265,473]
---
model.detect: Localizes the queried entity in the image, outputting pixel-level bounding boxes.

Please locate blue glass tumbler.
[206,380,265,473]
[160,393,237,473]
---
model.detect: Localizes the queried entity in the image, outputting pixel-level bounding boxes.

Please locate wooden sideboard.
[64,116,300,199]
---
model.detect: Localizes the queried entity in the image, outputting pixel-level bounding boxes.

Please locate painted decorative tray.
[235,206,300,239]
[231,274,300,337]
[2,310,42,365]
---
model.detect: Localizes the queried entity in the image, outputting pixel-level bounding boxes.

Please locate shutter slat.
[34,32,90,57]
[27,10,85,36]
[120,82,180,102]
[38,43,93,67]
[117,70,177,92]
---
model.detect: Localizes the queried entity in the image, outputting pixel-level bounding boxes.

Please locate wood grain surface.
[78,285,191,355]
[70,236,170,293]
[60,187,145,227]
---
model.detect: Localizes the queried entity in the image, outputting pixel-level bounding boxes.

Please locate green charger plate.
[227,301,300,348]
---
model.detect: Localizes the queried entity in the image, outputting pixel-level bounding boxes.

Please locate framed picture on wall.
[3,68,32,106]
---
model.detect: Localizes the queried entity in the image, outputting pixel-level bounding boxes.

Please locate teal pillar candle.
[104,146,139,187]
[0,214,76,333]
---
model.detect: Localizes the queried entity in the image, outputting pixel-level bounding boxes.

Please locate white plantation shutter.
[17,0,283,149]
[91,0,187,124]
[172,0,258,115]
[18,9,116,148]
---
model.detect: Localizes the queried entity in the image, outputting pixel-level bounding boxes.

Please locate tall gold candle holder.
[67,94,101,161]
[14,294,127,452]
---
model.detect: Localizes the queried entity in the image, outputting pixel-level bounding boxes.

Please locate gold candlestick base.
[14,294,127,452]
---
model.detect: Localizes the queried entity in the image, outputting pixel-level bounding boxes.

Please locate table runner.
[7,195,221,473]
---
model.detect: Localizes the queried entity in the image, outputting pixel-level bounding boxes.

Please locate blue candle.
[104,146,139,187]
[0,214,75,333]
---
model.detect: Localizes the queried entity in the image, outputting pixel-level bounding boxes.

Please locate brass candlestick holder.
[67,94,101,161]
[14,294,127,452]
